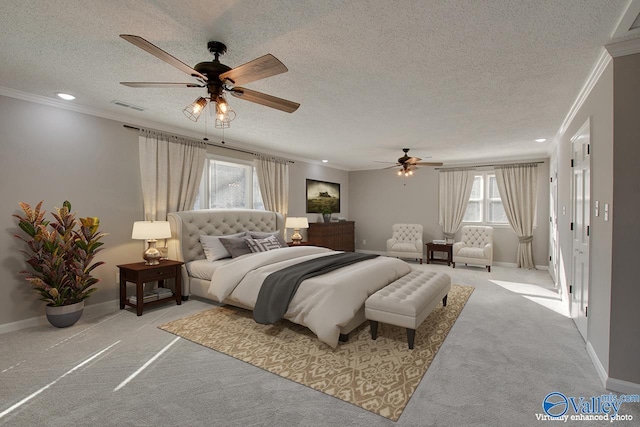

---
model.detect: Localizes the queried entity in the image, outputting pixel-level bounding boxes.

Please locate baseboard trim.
[0,299,119,335]
[355,251,544,270]
[583,340,640,395]
[586,341,608,387]
[494,261,517,268]
[606,377,640,394]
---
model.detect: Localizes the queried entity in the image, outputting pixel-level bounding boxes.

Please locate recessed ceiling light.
[534,138,547,143]
[322,160,329,163]
[56,93,76,101]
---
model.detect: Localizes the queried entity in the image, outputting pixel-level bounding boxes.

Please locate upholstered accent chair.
[386,224,424,264]
[452,226,493,272]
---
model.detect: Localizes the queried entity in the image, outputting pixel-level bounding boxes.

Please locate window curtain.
[138,130,207,221]
[253,155,289,217]
[494,163,538,269]
[438,169,475,240]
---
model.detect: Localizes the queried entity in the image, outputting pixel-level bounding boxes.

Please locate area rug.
[159,284,474,421]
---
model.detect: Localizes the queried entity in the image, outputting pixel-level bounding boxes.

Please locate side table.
[117,260,184,316]
[425,242,453,266]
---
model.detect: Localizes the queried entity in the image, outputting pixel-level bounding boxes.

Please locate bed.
[167,209,411,347]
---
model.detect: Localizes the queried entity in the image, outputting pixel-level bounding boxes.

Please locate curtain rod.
[123,124,294,164]
[435,161,544,171]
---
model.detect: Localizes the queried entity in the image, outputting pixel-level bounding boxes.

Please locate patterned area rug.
[159,284,474,421]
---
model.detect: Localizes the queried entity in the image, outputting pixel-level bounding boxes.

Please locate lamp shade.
[285,217,309,229]
[131,221,171,240]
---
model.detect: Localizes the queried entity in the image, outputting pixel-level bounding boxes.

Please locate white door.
[571,119,590,340]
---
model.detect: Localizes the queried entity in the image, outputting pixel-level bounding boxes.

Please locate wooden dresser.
[307,221,355,252]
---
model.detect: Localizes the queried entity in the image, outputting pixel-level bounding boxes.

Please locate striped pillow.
[245,235,283,253]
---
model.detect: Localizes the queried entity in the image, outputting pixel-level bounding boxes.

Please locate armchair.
[452,226,493,272]
[386,224,423,264]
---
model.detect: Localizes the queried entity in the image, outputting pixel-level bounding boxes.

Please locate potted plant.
[13,201,107,328]
[321,207,332,223]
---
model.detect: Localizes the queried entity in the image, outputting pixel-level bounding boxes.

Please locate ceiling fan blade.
[374,161,399,164]
[382,164,401,170]
[120,82,204,88]
[219,54,288,86]
[406,157,422,164]
[120,34,207,81]
[414,162,444,166]
[229,87,299,113]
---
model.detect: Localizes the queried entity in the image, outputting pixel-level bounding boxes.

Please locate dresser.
[307,221,355,251]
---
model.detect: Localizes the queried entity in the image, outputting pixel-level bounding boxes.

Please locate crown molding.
[612,0,640,39]
[0,86,345,170]
[0,85,208,139]
[547,48,611,155]
[605,36,640,57]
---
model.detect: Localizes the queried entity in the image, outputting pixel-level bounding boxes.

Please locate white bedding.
[208,246,412,347]
[186,258,234,281]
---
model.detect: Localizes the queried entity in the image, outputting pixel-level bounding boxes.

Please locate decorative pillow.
[219,236,253,258]
[245,235,284,253]
[200,232,246,261]
[248,231,287,248]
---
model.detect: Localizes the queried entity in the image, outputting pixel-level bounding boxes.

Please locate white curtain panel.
[494,163,538,269]
[254,155,289,217]
[139,130,207,221]
[438,169,474,239]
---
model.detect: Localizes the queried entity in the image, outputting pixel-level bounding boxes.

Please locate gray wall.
[610,52,640,383]
[553,53,640,387]
[0,95,347,328]
[349,162,550,266]
[552,61,614,376]
[289,161,350,240]
[0,96,144,327]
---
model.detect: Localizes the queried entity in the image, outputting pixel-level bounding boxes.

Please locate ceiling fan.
[119,34,300,127]
[379,148,443,176]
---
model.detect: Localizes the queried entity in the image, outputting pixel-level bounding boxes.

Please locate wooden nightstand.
[117,260,184,316]
[287,241,313,246]
[425,242,453,266]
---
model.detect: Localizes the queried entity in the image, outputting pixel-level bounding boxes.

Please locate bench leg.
[339,333,349,342]
[487,265,491,272]
[452,262,455,268]
[370,321,379,340]
[406,328,416,350]
[442,294,448,307]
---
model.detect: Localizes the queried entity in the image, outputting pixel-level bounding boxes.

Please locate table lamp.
[285,217,309,245]
[131,221,172,265]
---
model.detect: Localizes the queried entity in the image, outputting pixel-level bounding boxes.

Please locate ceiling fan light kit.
[182,97,208,121]
[379,148,443,177]
[119,35,300,128]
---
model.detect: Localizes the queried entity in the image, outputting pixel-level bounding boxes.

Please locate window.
[193,156,264,210]
[462,172,508,224]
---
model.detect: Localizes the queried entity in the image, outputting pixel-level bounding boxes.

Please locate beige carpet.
[159,284,473,421]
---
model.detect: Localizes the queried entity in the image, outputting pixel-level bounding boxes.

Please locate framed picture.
[306,179,340,213]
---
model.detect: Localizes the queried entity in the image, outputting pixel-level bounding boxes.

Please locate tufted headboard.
[167,209,285,296]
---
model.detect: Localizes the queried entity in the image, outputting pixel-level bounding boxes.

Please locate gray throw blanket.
[254,252,379,324]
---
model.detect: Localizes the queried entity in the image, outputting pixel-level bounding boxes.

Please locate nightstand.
[118,260,184,316]
[287,241,313,246]
[425,242,453,266]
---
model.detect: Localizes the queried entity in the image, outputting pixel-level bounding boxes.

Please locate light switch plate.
[595,201,599,217]
[604,203,609,221]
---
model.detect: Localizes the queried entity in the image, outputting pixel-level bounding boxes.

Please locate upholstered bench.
[365,270,451,349]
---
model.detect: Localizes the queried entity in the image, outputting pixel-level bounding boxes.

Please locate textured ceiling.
[0,0,636,170]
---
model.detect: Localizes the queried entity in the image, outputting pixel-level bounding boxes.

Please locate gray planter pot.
[46,300,84,328]
[322,214,331,223]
